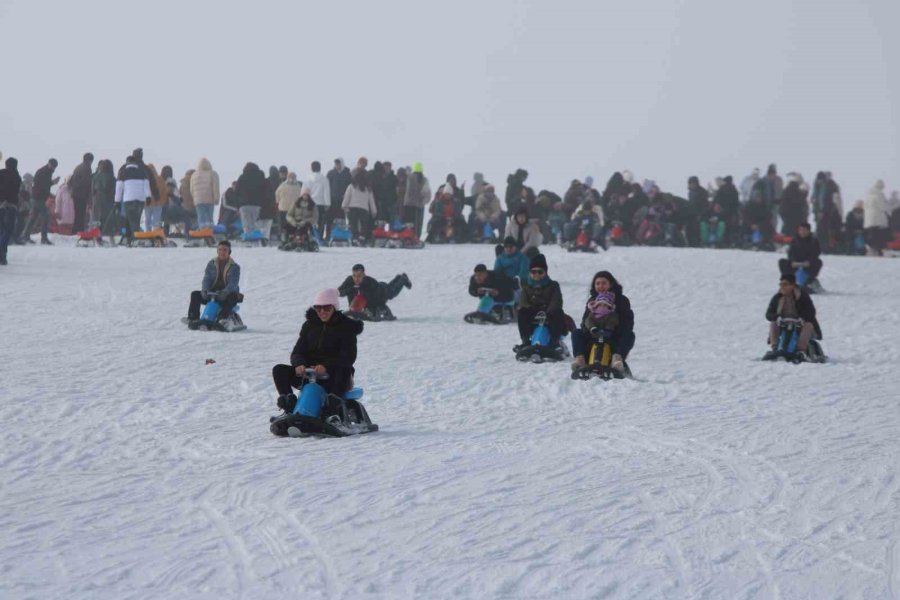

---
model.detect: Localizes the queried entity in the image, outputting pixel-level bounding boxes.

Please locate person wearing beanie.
[516,253,567,350]
[779,222,823,290]
[271,287,364,408]
[183,240,242,327]
[764,273,822,361]
[0,157,23,264]
[494,235,530,283]
[337,263,412,321]
[571,271,635,373]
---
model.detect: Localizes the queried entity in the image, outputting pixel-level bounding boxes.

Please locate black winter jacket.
[766,288,822,338]
[468,271,515,303]
[787,235,821,264]
[290,308,363,371]
[0,167,22,205]
[338,275,381,305]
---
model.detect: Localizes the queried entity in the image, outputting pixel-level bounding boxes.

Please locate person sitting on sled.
[271,288,363,411]
[571,271,634,373]
[778,222,823,288]
[516,253,567,349]
[494,236,530,283]
[764,273,822,361]
[338,263,411,320]
[469,263,515,303]
[185,240,241,326]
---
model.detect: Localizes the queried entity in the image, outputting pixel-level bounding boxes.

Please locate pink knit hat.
[312,288,340,308]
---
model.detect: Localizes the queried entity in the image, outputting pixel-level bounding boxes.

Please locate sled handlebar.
[303,367,329,380]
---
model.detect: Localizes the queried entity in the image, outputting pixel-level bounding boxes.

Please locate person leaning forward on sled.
[338,263,411,320]
[272,288,363,411]
[185,240,241,326]
[764,272,822,361]
[516,253,567,349]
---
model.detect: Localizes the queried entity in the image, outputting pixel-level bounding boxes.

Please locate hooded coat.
[190,159,220,206]
[276,174,303,212]
[864,180,898,229]
[236,163,267,208]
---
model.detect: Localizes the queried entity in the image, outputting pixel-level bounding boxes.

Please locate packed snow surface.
[2,241,899,599]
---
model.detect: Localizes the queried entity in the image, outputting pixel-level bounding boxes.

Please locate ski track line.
[283,507,341,599]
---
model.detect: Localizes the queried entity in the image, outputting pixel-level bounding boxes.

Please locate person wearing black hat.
[20,158,59,244]
[337,263,412,321]
[516,253,567,349]
[779,222,823,290]
[0,157,23,264]
[764,273,822,361]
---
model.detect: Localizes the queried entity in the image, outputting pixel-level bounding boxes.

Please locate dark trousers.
[72,194,89,234]
[779,257,822,280]
[23,200,49,241]
[187,290,239,320]
[272,363,353,396]
[0,206,18,261]
[347,207,370,239]
[517,307,566,345]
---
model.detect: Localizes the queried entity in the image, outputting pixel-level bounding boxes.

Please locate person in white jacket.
[115,156,152,237]
[276,172,303,238]
[300,161,331,234]
[863,180,900,255]
[342,170,377,242]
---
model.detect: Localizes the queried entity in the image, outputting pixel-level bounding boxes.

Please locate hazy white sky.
[2,0,897,201]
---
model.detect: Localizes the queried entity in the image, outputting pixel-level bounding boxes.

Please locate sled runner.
[270,369,378,438]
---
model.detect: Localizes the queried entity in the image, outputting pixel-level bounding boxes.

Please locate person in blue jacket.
[494,236,529,283]
[185,240,241,325]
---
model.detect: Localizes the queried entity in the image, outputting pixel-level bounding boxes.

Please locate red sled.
[372,223,424,249]
[76,227,106,247]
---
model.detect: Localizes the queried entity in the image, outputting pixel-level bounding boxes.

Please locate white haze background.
[1,0,898,198]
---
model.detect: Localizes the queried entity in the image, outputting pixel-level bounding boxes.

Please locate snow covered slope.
[2,241,899,599]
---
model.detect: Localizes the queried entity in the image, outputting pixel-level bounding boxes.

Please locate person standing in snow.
[20,158,59,245]
[863,179,900,256]
[69,152,94,233]
[276,171,303,240]
[0,157,23,265]
[190,158,220,230]
[740,168,760,204]
[236,162,267,234]
[301,161,331,235]
[185,240,241,327]
[342,168,377,243]
[403,162,431,238]
[115,155,153,238]
[326,159,352,238]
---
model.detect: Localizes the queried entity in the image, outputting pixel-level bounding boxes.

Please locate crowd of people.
[1,148,899,266]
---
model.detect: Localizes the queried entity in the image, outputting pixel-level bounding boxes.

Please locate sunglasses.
[313,304,335,312]
[530,269,545,275]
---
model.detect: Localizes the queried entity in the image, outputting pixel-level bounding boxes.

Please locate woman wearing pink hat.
[271,288,364,412]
